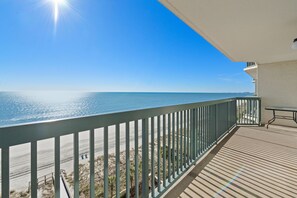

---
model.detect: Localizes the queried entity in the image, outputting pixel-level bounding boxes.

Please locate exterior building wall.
[257,60,297,127]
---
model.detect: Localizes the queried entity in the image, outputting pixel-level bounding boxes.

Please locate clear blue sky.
[0,0,253,92]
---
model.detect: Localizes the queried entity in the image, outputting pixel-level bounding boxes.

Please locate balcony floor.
[165,126,297,198]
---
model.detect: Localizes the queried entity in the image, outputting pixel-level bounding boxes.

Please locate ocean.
[0,92,251,127]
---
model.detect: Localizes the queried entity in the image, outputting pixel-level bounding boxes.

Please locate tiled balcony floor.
[165,126,297,198]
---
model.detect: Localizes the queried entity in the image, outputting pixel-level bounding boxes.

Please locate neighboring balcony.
[246,62,256,67]
[244,62,258,80]
[0,97,265,198]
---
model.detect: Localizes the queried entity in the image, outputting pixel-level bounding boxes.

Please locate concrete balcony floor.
[165,126,297,198]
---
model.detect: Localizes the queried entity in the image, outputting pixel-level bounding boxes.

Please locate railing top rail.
[0,97,258,148]
[236,96,260,100]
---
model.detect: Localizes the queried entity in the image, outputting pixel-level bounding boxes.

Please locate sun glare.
[52,0,67,25]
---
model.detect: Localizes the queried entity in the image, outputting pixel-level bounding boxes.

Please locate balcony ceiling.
[160,0,297,64]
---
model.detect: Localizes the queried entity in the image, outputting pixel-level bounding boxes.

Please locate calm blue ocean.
[0,92,251,127]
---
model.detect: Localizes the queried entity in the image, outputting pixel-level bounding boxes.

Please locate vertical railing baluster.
[209,106,211,146]
[227,102,230,130]
[246,99,249,124]
[231,101,234,127]
[234,100,236,124]
[209,106,212,145]
[162,115,166,188]
[244,99,247,125]
[246,99,248,124]
[115,124,120,198]
[254,99,256,125]
[183,110,186,167]
[90,129,95,198]
[238,99,243,124]
[241,99,243,124]
[253,98,255,124]
[204,106,206,151]
[239,99,242,124]
[187,110,190,166]
[126,122,130,198]
[142,118,149,197]
[231,99,236,126]
[54,137,60,198]
[232,100,235,125]
[243,99,247,124]
[157,116,161,193]
[251,99,254,124]
[212,105,215,144]
[227,102,230,129]
[242,99,244,124]
[245,99,250,125]
[195,108,198,157]
[206,106,208,148]
[74,132,79,198]
[236,99,240,124]
[210,106,212,146]
[31,141,37,198]
[151,117,155,197]
[168,114,171,182]
[180,111,184,171]
[214,104,218,144]
[1,148,9,198]
[259,98,262,125]
[190,109,195,161]
[172,112,175,178]
[176,112,180,175]
[134,121,139,198]
[197,108,200,155]
[104,127,108,198]
[205,106,209,147]
[199,107,202,155]
[203,107,206,152]
[250,99,252,124]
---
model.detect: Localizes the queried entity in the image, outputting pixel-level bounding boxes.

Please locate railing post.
[31,141,37,198]
[1,147,10,198]
[54,137,60,198]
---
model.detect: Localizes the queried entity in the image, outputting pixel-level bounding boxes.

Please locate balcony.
[244,63,258,81]
[0,97,262,197]
[165,126,297,197]
[246,62,256,67]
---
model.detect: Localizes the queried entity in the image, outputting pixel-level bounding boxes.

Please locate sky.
[0,0,254,93]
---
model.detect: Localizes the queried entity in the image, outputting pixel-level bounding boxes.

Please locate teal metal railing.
[236,97,261,125]
[0,97,261,198]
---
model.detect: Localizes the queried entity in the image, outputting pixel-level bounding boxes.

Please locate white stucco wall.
[257,60,297,127]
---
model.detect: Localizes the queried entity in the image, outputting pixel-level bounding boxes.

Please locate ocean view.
[1,0,296,197]
[0,92,251,127]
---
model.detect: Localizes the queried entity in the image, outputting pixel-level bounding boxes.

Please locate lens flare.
[54,1,59,24]
[52,0,67,25]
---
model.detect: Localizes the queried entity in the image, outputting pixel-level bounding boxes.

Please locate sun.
[51,0,67,25]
